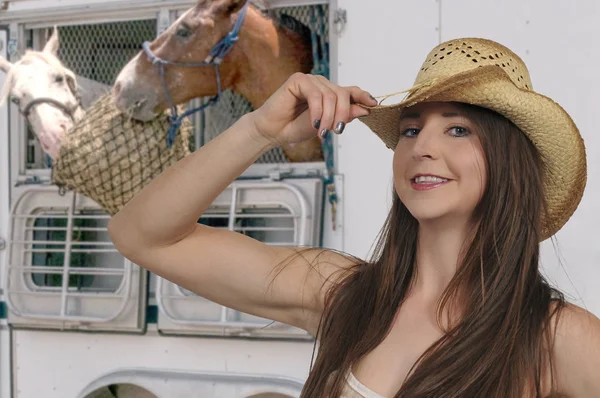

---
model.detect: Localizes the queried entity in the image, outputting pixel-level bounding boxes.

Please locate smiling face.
[393,102,487,226]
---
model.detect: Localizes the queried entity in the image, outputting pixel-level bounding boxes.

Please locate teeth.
[414,176,448,183]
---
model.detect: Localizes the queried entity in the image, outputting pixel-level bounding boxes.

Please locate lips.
[410,174,451,191]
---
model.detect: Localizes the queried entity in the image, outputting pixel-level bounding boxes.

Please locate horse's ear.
[43,26,60,56]
[210,0,246,17]
[0,55,13,73]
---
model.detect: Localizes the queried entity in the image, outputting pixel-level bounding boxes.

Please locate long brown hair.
[300,103,566,397]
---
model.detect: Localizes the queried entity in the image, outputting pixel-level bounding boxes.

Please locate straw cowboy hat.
[359,37,587,241]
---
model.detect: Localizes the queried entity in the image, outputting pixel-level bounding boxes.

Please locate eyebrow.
[399,111,463,120]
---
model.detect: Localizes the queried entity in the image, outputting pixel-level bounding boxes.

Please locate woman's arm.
[108,73,376,333]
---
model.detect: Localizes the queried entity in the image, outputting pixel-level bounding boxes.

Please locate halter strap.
[21,97,80,121]
[207,1,248,64]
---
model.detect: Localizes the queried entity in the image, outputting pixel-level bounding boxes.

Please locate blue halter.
[142,2,250,147]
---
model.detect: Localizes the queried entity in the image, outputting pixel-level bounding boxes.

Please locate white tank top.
[340,372,386,398]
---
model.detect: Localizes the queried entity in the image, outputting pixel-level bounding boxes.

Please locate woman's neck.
[409,218,476,303]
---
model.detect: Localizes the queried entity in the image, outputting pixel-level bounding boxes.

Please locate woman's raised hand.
[249,73,378,146]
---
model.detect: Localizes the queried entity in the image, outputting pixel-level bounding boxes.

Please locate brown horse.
[113,0,323,162]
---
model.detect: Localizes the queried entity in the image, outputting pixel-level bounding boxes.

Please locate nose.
[113,67,159,122]
[59,118,69,132]
[411,128,439,160]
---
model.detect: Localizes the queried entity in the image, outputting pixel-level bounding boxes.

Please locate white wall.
[0,29,12,398]
[13,331,314,398]
[337,0,600,317]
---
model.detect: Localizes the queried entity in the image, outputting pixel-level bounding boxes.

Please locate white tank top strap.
[342,372,387,398]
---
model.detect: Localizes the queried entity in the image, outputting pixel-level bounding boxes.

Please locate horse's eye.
[11,97,20,106]
[176,26,192,38]
[55,75,64,84]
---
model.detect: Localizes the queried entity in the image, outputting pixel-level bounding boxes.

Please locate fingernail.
[334,122,345,134]
[313,119,321,129]
[370,95,378,104]
[319,129,329,138]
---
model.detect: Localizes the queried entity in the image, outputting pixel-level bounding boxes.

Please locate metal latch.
[266,167,294,181]
[267,169,285,181]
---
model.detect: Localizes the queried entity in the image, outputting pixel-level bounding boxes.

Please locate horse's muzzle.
[113,57,161,121]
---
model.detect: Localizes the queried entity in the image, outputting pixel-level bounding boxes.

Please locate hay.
[51,93,192,215]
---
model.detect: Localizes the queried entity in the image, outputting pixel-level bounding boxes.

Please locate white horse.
[0,28,108,159]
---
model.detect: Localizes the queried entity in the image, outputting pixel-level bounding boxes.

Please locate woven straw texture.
[359,38,587,240]
[51,93,192,215]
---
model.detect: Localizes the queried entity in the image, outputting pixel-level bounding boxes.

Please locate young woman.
[108,38,599,397]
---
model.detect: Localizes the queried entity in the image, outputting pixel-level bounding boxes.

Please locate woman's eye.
[176,26,192,38]
[449,126,470,137]
[401,128,420,137]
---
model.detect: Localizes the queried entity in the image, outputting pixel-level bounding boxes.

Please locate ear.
[0,55,13,73]
[43,26,60,56]
[210,0,246,17]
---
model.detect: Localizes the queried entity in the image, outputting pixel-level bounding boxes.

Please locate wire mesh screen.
[26,20,157,169]
[56,20,157,85]
[197,4,330,163]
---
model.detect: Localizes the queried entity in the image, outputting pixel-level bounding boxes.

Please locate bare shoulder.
[550,301,600,397]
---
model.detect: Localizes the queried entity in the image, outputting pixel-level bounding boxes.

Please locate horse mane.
[249,1,313,52]
[276,13,313,49]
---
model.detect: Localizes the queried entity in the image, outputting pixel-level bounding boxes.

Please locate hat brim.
[358,65,587,240]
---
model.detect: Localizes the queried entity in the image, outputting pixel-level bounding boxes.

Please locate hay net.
[51,93,192,215]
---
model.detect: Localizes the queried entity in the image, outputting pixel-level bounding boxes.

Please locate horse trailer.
[1,0,599,397]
